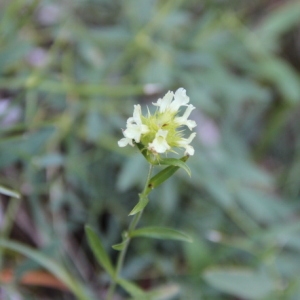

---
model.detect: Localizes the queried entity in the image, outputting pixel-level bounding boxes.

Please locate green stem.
[106,164,154,300]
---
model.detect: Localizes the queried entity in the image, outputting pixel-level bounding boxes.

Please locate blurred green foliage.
[1,0,300,299]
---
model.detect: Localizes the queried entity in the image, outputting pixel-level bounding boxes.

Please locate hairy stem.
[106,164,154,300]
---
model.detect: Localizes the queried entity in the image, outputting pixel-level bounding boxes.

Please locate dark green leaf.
[129,194,149,216]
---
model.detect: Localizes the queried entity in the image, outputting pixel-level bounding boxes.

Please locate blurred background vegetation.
[1,0,300,299]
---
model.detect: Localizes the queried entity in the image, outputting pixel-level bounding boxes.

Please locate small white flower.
[153,88,190,113]
[118,104,149,146]
[176,133,197,156]
[148,129,171,154]
[123,122,147,143]
[175,104,196,130]
[127,105,142,125]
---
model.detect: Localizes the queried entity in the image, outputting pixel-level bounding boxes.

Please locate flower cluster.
[118,88,197,157]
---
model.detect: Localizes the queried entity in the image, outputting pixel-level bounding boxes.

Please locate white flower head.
[118,88,197,157]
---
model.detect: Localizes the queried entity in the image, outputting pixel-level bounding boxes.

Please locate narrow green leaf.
[112,240,127,251]
[159,157,191,176]
[0,239,89,300]
[129,194,149,216]
[117,278,147,298]
[0,185,20,199]
[85,226,115,277]
[145,156,188,194]
[130,226,193,243]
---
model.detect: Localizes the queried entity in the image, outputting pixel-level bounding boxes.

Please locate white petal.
[184,144,194,156]
[132,104,142,124]
[175,105,196,130]
[177,133,196,155]
[185,120,197,130]
[169,88,189,112]
[118,137,134,147]
[152,91,174,113]
[185,132,197,143]
[127,104,142,125]
[123,120,149,143]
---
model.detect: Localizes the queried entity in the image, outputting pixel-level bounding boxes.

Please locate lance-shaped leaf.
[0,185,20,199]
[145,156,188,194]
[129,226,193,243]
[129,194,149,216]
[159,157,191,176]
[112,240,128,251]
[85,226,115,278]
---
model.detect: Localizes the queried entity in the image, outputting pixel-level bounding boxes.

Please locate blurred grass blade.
[145,283,180,300]
[130,227,193,243]
[117,278,147,298]
[85,225,115,277]
[204,268,275,299]
[0,239,90,300]
[0,185,20,199]
[129,194,149,216]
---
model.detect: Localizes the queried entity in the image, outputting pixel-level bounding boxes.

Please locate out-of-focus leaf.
[0,126,56,168]
[256,57,300,104]
[32,153,64,168]
[0,185,20,199]
[0,239,89,300]
[85,226,115,278]
[130,227,192,243]
[145,283,180,300]
[116,155,147,192]
[117,278,147,298]
[204,268,275,299]
[258,1,300,42]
